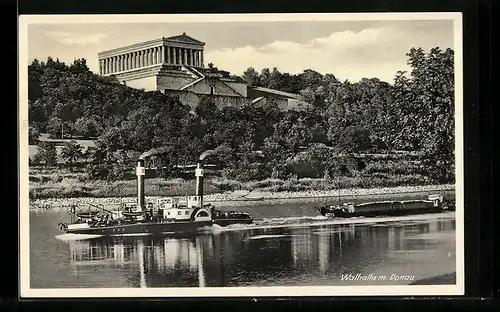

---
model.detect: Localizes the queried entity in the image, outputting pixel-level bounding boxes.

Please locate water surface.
[29,198,456,288]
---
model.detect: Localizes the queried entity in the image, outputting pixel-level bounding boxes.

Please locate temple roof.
[248,86,303,100]
[165,33,205,45]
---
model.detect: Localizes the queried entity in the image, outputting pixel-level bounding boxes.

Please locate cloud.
[205,26,415,83]
[45,31,108,45]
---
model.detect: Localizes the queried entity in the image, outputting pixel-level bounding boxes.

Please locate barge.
[314,194,455,218]
[58,150,254,235]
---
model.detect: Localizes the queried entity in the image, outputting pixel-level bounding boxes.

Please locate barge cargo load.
[314,194,455,218]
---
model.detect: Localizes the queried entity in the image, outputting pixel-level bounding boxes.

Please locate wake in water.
[257,215,328,226]
[54,213,455,238]
[198,212,456,234]
[197,216,329,234]
[198,223,256,234]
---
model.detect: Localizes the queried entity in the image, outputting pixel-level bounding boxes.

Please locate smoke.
[139,146,174,160]
[138,147,217,162]
[199,150,216,161]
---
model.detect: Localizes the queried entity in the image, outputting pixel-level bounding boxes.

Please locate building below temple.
[98,33,308,111]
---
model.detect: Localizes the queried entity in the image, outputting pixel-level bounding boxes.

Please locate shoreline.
[225,184,455,201]
[29,184,455,210]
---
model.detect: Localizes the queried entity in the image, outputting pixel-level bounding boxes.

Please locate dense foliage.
[29,47,455,184]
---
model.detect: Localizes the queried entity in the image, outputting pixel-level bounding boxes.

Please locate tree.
[29,126,40,145]
[109,149,134,180]
[329,124,372,152]
[69,58,89,73]
[85,145,109,179]
[242,67,260,86]
[33,141,57,166]
[195,97,219,119]
[28,59,44,102]
[393,47,455,182]
[46,117,63,139]
[61,140,83,171]
[260,68,272,87]
[267,67,283,90]
[74,116,101,139]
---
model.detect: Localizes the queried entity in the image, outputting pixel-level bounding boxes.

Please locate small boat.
[121,211,146,218]
[58,150,255,236]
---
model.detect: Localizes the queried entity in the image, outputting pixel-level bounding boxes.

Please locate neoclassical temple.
[98,33,308,111]
[98,33,205,74]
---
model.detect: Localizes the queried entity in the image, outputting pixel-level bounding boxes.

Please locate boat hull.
[333,207,444,218]
[320,198,451,218]
[213,218,254,227]
[65,220,213,235]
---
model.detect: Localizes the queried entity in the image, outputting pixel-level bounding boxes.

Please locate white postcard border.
[18,12,464,298]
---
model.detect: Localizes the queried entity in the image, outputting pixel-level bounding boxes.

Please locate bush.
[248,178,283,189]
[212,178,243,192]
[74,116,102,139]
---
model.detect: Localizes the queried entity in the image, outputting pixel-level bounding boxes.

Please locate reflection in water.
[62,217,456,288]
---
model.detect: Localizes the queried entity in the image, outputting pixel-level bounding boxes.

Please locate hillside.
[28,47,455,190]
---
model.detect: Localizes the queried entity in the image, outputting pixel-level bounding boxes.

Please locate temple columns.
[100,45,204,73]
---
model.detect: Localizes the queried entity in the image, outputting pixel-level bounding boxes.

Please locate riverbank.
[29,183,455,210]
[28,168,452,199]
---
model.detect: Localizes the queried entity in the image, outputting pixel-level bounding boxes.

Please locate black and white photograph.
[19,13,464,297]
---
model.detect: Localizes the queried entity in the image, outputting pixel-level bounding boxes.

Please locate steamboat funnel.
[136,159,146,211]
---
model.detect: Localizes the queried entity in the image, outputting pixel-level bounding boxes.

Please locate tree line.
[29,47,455,184]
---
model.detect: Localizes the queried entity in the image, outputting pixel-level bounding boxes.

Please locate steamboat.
[314,193,455,218]
[58,150,254,235]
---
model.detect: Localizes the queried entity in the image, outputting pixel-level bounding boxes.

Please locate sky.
[25,16,456,84]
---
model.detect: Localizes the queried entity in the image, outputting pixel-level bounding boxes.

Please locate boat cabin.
[156,196,210,222]
[117,195,211,222]
[156,196,201,209]
[122,202,138,211]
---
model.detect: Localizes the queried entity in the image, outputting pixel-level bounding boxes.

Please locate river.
[28,193,457,288]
